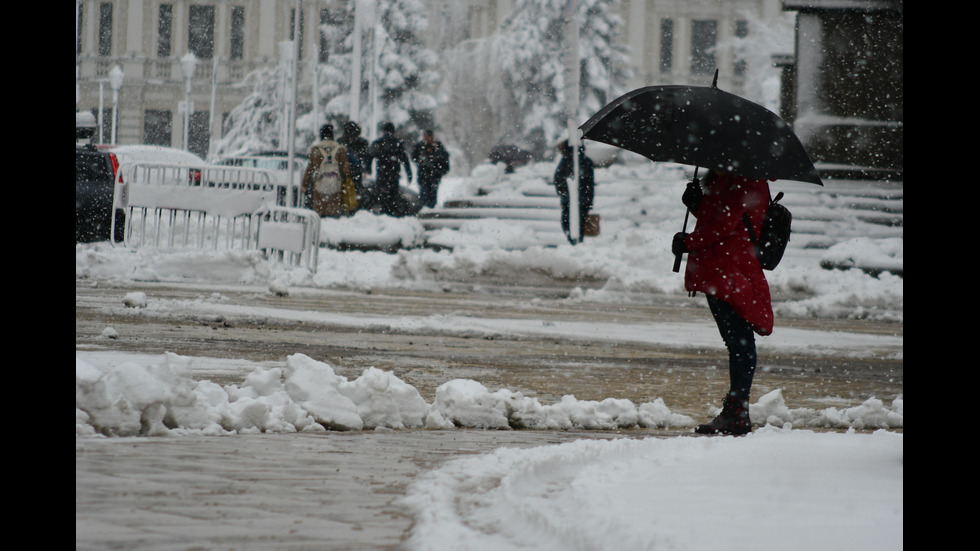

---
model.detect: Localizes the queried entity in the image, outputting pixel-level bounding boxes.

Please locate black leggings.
[706,295,757,400]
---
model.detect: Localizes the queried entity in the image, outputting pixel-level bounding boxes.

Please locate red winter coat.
[683,173,774,336]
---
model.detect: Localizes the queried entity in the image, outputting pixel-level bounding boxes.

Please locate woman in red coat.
[672,169,773,435]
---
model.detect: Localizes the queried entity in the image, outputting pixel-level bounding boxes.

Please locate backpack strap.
[743,190,783,241]
[743,212,759,243]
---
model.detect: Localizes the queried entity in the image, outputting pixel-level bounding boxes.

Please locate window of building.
[734,20,749,76]
[231,7,245,60]
[77,6,83,55]
[144,110,173,146]
[291,7,305,60]
[690,20,717,75]
[659,18,673,74]
[189,5,215,59]
[98,2,113,57]
[92,108,113,144]
[189,111,210,159]
[158,4,173,58]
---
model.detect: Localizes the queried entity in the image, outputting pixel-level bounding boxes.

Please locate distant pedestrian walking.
[339,121,371,189]
[552,140,595,245]
[368,122,414,216]
[411,129,450,208]
[301,124,357,217]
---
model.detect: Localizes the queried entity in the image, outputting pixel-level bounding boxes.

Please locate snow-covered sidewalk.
[403,427,902,551]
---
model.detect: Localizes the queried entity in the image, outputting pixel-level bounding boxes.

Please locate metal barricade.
[110,163,321,272]
[254,205,321,272]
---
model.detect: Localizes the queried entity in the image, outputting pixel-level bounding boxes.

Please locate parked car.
[212,150,309,171]
[75,144,206,243]
[212,151,308,206]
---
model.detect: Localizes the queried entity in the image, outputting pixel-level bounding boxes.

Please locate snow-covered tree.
[216,0,442,157]
[728,8,796,113]
[301,0,441,143]
[212,61,293,157]
[442,0,631,164]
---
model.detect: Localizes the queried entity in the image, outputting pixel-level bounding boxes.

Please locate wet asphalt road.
[75,278,902,550]
[75,279,902,412]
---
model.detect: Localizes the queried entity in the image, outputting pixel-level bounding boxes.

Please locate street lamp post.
[563,0,581,244]
[180,53,199,152]
[109,65,124,144]
[286,0,301,207]
[98,81,105,144]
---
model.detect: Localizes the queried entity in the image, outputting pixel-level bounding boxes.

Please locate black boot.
[695,393,752,436]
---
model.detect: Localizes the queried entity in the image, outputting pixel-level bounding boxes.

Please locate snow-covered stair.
[776,177,903,275]
[420,168,570,249]
[420,161,902,276]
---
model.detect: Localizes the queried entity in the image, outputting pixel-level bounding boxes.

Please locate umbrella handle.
[672,208,690,273]
[672,167,699,274]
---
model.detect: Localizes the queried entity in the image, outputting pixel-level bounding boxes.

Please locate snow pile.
[401,426,903,551]
[820,236,904,273]
[432,380,692,431]
[76,352,902,438]
[319,210,428,249]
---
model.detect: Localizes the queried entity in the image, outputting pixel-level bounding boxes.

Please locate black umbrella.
[579,75,823,186]
[579,73,822,271]
[488,144,534,173]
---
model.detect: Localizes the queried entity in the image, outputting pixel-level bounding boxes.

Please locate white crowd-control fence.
[111,163,320,272]
[254,205,321,272]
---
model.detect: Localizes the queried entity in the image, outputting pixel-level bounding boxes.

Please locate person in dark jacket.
[368,122,413,216]
[411,129,450,208]
[552,140,595,245]
[671,169,773,436]
[339,121,371,189]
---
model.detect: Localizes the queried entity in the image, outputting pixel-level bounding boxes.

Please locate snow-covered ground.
[402,427,902,551]
[76,158,902,549]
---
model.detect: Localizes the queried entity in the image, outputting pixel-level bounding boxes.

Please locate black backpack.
[743,191,791,271]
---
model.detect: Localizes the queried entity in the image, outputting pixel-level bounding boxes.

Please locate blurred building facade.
[76,0,790,160]
[76,0,321,159]
[777,0,903,179]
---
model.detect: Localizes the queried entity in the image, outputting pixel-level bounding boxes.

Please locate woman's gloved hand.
[682,180,703,210]
[672,232,689,256]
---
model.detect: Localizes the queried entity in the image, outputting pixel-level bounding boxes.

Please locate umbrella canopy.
[579,83,823,186]
[488,145,533,166]
[488,144,534,173]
